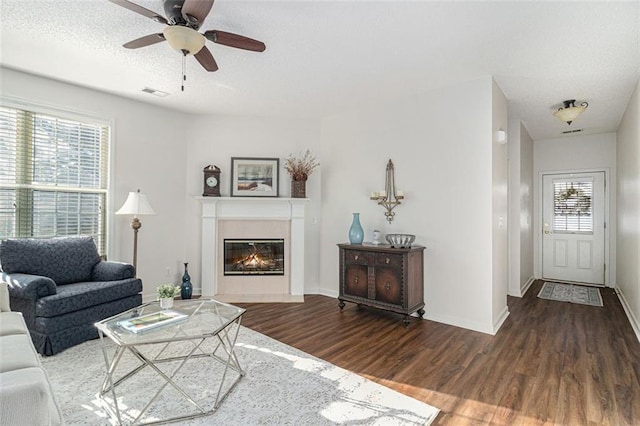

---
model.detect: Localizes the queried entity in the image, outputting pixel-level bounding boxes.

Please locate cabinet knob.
[354,255,359,260]
[354,276,359,284]
[385,257,390,264]
[385,281,391,290]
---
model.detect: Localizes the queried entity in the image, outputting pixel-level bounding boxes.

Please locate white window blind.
[553,180,593,233]
[0,105,109,254]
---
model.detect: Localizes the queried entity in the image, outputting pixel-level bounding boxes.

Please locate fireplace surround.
[199,197,307,302]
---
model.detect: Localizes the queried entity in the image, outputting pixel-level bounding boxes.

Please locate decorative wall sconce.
[370,159,404,223]
[553,99,588,125]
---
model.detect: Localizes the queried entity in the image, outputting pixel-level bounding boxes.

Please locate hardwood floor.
[237,280,640,425]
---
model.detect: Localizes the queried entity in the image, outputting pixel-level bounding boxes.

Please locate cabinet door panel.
[344,265,368,298]
[374,267,402,305]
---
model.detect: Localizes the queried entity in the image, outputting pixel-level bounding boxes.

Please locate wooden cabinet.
[338,243,425,326]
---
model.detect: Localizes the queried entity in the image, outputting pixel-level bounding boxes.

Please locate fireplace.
[224,239,285,276]
[199,197,307,302]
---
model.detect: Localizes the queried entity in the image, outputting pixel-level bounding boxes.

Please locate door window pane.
[553,180,593,232]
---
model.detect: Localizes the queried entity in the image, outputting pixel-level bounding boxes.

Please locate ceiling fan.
[108,0,265,88]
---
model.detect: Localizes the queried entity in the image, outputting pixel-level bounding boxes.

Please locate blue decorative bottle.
[181,262,193,299]
[348,213,364,244]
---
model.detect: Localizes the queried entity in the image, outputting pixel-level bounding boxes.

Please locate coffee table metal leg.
[213,320,245,408]
[98,331,125,425]
[126,341,207,424]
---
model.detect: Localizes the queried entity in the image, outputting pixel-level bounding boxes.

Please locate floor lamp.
[116,189,156,275]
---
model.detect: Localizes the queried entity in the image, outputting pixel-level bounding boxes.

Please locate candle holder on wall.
[370,159,404,223]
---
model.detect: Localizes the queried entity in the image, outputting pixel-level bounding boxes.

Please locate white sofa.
[0,282,63,425]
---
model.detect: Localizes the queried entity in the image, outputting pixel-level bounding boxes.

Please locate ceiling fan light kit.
[553,99,589,125]
[163,26,205,55]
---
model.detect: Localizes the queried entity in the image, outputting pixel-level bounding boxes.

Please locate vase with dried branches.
[284,150,319,198]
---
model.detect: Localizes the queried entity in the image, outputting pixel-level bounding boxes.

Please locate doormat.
[538,282,603,307]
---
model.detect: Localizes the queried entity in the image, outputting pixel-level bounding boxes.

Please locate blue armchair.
[0,236,142,356]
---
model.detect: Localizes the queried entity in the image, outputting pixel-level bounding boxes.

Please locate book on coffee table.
[118,310,188,333]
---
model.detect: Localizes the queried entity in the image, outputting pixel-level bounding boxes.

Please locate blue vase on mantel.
[181,262,193,299]
[348,213,364,245]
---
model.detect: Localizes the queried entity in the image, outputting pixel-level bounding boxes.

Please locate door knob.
[544,230,550,234]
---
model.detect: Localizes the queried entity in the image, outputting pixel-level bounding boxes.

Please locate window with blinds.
[0,105,109,254]
[553,180,593,233]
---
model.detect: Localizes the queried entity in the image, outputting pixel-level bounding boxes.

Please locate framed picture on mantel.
[230,157,279,197]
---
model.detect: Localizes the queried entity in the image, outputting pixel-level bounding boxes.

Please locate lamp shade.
[116,190,156,217]
[163,26,205,55]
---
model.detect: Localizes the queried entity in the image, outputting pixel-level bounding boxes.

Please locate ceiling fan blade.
[107,0,167,24]
[194,46,219,72]
[204,30,266,52]
[123,33,166,49]
[182,0,215,28]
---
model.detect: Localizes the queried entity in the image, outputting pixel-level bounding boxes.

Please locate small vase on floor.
[348,213,364,244]
[159,297,174,309]
[181,262,193,300]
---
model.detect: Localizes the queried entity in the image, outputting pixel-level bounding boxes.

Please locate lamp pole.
[131,217,142,273]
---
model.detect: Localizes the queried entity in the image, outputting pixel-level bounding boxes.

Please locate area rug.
[40,326,439,425]
[538,281,603,307]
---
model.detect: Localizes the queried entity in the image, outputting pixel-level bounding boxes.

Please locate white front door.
[542,172,605,285]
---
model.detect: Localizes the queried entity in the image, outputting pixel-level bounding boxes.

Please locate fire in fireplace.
[224,239,285,275]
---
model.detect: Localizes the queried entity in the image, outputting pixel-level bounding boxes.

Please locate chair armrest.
[91,261,135,281]
[0,282,10,312]
[0,272,56,301]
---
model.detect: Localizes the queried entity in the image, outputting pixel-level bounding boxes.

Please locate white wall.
[0,67,189,298]
[1,68,513,335]
[520,125,534,291]
[183,115,322,295]
[507,120,534,296]
[533,132,617,285]
[491,79,509,330]
[616,77,640,339]
[319,77,505,334]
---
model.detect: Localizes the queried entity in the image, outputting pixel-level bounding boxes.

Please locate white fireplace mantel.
[198,197,308,302]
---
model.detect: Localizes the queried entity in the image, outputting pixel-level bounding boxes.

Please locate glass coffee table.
[95,299,246,425]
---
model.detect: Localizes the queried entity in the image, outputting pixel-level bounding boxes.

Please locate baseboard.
[508,275,536,298]
[424,312,496,335]
[616,286,640,343]
[214,294,304,303]
[310,287,339,299]
[493,306,510,334]
[521,275,536,296]
[142,293,305,304]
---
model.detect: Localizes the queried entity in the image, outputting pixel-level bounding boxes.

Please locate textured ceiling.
[1,1,639,140]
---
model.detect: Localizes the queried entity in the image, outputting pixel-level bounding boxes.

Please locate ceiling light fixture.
[553,99,589,125]
[163,26,205,55]
[162,26,206,92]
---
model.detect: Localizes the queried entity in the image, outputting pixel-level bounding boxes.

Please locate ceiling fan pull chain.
[181,50,187,92]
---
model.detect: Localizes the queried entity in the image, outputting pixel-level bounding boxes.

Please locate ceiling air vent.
[142,87,169,97]
[562,128,583,134]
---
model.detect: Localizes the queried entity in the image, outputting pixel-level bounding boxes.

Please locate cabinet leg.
[418,308,425,318]
[338,300,345,311]
[402,315,410,327]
